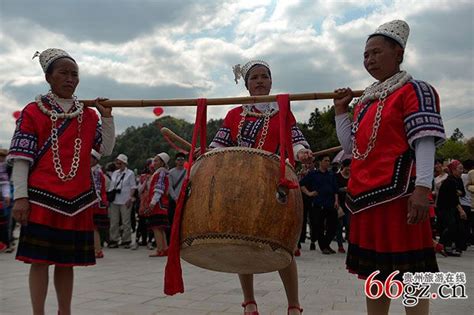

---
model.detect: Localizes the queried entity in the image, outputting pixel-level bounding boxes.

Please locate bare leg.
[405,298,429,315]
[94,229,101,254]
[29,264,49,315]
[153,228,168,251]
[239,274,257,312]
[366,295,391,315]
[54,266,73,315]
[278,259,301,314]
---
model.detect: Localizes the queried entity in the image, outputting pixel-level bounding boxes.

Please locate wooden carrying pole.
[81,90,363,107]
[161,127,342,156]
[312,146,342,156]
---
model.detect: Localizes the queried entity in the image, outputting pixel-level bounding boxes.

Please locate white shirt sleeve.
[335,113,353,154]
[128,171,137,191]
[11,159,30,200]
[100,117,115,156]
[168,174,177,201]
[414,136,436,189]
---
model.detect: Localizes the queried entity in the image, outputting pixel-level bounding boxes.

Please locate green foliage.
[436,139,469,161]
[436,129,472,161]
[299,105,342,152]
[450,128,464,142]
[466,137,474,159]
[103,116,223,171]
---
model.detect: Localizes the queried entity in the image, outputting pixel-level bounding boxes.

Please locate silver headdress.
[32,48,75,73]
[232,60,270,84]
[369,20,410,49]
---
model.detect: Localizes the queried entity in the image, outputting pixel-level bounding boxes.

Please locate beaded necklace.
[237,104,278,150]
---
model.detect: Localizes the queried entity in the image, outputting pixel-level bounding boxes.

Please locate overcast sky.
[0,0,473,149]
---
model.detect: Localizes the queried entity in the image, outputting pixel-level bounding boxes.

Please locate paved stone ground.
[0,240,472,315]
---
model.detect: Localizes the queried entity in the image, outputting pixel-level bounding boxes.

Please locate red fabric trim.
[349,197,434,252]
[276,94,298,189]
[164,98,207,295]
[28,205,94,231]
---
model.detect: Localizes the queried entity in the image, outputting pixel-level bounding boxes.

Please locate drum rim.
[181,232,294,257]
[196,147,296,171]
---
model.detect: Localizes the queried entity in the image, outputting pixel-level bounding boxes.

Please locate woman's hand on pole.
[333,88,354,115]
[94,97,112,118]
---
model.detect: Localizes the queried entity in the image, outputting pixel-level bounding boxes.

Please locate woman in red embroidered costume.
[8,48,115,315]
[90,149,109,259]
[210,60,313,315]
[333,21,446,315]
[137,158,154,248]
[146,152,170,257]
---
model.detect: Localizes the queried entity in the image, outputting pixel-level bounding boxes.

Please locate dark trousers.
[165,198,177,245]
[299,196,311,244]
[136,216,152,244]
[336,211,350,247]
[439,209,466,251]
[462,205,473,245]
[469,207,474,244]
[0,206,9,245]
[310,205,338,250]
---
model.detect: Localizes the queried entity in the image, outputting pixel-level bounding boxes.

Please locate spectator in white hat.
[108,153,136,248]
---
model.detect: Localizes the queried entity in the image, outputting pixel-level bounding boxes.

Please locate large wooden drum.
[180,147,303,274]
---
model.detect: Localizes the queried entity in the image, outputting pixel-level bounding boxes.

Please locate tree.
[436,139,468,161]
[450,128,464,141]
[300,105,341,153]
[466,137,474,159]
[102,116,224,171]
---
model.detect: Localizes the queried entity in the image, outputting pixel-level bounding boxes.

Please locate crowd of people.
[296,156,474,259]
[96,151,186,258]
[0,19,473,315]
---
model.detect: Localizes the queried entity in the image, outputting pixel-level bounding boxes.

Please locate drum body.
[180,147,303,274]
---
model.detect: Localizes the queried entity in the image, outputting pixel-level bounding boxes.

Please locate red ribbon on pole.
[276,94,298,189]
[164,98,207,295]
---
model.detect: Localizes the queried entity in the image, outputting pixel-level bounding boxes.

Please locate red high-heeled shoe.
[435,242,447,257]
[242,300,259,315]
[149,249,168,257]
[288,305,303,314]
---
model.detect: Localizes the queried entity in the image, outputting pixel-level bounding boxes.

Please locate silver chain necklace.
[237,105,276,150]
[352,71,412,160]
[36,92,84,181]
